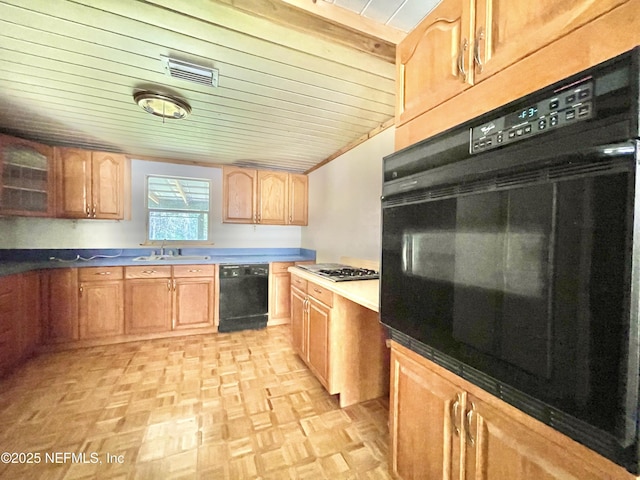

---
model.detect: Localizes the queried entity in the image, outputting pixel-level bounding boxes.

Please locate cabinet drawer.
[308,281,333,307]
[271,261,294,273]
[172,265,215,278]
[79,266,124,281]
[291,274,307,292]
[125,266,172,279]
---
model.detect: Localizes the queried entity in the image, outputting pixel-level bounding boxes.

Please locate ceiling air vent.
[161,55,219,87]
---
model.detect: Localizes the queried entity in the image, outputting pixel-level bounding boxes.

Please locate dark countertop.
[0,248,316,277]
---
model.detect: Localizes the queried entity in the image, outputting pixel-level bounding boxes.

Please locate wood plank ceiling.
[0,0,435,173]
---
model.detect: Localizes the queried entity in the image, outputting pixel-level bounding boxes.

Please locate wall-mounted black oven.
[381,47,640,473]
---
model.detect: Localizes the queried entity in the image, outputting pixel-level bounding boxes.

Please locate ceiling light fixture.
[133,91,191,121]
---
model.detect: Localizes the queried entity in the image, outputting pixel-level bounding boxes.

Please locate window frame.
[144,173,213,246]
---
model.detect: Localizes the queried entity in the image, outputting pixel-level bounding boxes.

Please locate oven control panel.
[470,80,594,154]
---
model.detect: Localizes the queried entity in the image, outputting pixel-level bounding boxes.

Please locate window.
[146,175,211,243]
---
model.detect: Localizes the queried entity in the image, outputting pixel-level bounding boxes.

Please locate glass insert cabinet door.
[0,134,54,216]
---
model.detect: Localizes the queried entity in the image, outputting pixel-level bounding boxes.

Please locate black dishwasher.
[218,264,269,333]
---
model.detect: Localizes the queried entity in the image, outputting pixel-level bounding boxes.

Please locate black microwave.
[381,48,640,473]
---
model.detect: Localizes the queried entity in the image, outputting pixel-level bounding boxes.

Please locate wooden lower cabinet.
[269,261,294,325]
[290,273,388,407]
[42,268,79,343]
[390,344,462,480]
[0,274,22,376]
[21,271,41,357]
[79,267,124,339]
[172,264,215,330]
[290,276,335,392]
[0,272,41,376]
[306,296,331,389]
[390,341,634,480]
[124,265,215,334]
[290,284,306,355]
[125,277,172,335]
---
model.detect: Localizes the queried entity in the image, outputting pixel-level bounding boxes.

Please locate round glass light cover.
[134,93,191,119]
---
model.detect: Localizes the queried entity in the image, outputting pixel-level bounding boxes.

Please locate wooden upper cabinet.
[397,0,474,126]
[0,134,54,217]
[474,0,628,81]
[222,166,308,225]
[91,151,126,219]
[288,174,308,226]
[257,170,288,224]
[55,147,91,218]
[55,147,128,220]
[222,166,257,223]
[397,0,629,127]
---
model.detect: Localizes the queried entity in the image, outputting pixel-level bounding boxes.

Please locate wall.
[0,160,302,249]
[302,127,394,264]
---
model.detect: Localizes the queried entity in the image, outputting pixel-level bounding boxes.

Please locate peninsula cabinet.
[222,166,308,225]
[396,0,639,149]
[390,341,633,480]
[290,273,388,407]
[0,134,54,217]
[55,147,129,220]
[78,267,124,339]
[397,0,630,128]
[290,276,334,391]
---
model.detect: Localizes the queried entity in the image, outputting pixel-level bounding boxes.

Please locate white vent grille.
[161,55,219,87]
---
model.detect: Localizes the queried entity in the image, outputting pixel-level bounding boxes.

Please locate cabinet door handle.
[474,27,485,73]
[173,279,177,291]
[92,203,96,217]
[457,38,468,82]
[312,287,322,294]
[289,214,292,223]
[142,270,156,274]
[79,285,83,296]
[254,213,257,223]
[95,271,111,275]
[465,402,476,445]
[188,269,202,273]
[257,212,261,223]
[167,280,172,291]
[450,393,461,436]
[85,203,91,217]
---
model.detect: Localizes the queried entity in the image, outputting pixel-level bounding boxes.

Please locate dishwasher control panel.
[220,264,269,277]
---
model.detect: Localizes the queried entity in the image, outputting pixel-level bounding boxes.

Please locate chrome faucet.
[160,239,166,256]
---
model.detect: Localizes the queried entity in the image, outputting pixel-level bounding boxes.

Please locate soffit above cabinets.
[0,0,438,173]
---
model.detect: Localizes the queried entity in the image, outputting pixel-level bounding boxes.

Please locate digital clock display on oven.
[506,105,539,126]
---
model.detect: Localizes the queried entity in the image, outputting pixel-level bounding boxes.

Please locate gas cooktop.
[297,263,379,282]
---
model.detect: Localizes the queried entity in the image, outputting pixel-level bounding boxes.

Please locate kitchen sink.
[132,254,211,261]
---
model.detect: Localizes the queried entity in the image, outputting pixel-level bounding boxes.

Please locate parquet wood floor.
[0,326,391,479]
